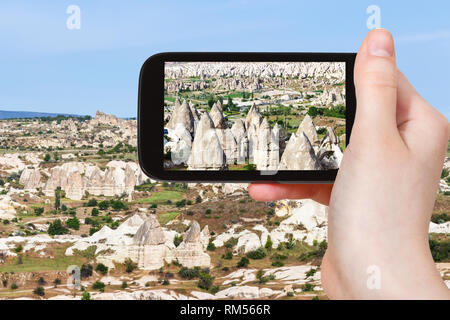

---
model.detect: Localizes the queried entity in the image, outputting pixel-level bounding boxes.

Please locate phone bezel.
[138,52,356,182]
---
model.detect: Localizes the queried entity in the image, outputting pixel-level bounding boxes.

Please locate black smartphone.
[138,52,356,182]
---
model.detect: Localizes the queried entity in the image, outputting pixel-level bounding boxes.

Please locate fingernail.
[368,29,394,57]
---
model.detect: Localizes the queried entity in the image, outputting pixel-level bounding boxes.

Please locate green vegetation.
[431,213,449,224]
[307,105,345,118]
[66,217,80,230]
[429,238,449,262]
[95,263,108,275]
[138,190,183,205]
[237,257,250,267]
[158,212,179,225]
[33,286,45,296]
[92,281,105,292]
[0,247,85,272]
[48,219,68,236]
[247,247,267,260]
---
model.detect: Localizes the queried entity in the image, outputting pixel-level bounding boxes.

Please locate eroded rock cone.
[133,215,166,246]
[320,127,339,150]
[231,119,247,164]
[19,168,41,189]
[184,221,201,243]
[297,115,319,145]
[255,118,272,170]
[223,128,238,164]
[279,132,321,170]
[189,101,200,121]
[167,99,195,135]
[210,103,227,129]
[187,112,227,170]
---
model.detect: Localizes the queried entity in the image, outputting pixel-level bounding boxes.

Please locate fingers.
[352,29,400,147]
[248,183,333,206]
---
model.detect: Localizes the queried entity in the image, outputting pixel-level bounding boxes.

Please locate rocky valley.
[164,62,346,171]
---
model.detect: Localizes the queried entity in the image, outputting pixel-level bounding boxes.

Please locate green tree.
[54,187,62,210]
[81,291,91,300]
[66,217,80,230]
[33,286,45,296]
[265,236,273,250]
[44,153,51,162]
[95,263,108,275]
[48,219,68,236]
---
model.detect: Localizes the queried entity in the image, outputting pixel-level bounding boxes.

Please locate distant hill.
[0,110,87,119]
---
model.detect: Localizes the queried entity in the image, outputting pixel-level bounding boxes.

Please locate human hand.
[249,29,450,299]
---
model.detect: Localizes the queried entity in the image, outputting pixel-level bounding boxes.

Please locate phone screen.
[163,61,346,172]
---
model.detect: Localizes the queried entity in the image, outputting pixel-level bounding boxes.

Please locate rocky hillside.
[0,112,448,300]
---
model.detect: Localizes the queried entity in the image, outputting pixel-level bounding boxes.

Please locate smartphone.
[138,52,356,182]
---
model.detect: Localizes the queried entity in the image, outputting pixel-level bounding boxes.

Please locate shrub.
[207,241,216,251]
[15,244,23,253]
[92,281,105,292]
[86,199,97,207]
[91,208,99,216]
[205,208,212,215]
[124,258,137,273]
[301,283,315,292]
[246,247,267,260]
[48,219,68,236]
[197,273,214,291]
[186,211,194,216]
[175,199,186,208]
[196,195,202,203]
[34,207,44,216]
[210,285,220,294]
[95,263,108,275]
[33,286,45,296]
[37,277,46,285]
[10,283,18,290]
[179,266,201,279]
[431,213,450,224]
[237,257,250,267]
[81,291,91,300]
[224,238,237,249]
[121,281,128,289]
[306,268,318,278]
[150,203,157,209]
[111,199,126,211]
[80,264,93,278]
[98,200,109,210]
[66,217,80,230]
[222,251,233,260]
[264,236,273,250]
[173,235,183,247]
[429,238,450,262]
[53,278,61,287]
[2,279,7,287]
[61,204,67,211]
[162,279,169,285]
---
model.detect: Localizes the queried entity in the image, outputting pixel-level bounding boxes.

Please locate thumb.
[351,29,400,147]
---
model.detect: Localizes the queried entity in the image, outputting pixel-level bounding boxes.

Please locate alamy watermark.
[366,5,381,30]
[66,5,81,30]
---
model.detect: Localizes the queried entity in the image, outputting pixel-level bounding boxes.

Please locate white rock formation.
[187,113,227,170]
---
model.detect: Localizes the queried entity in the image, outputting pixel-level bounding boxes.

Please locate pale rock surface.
[187,113,227,170]
[279,133,321,170]
[19,168,41,189]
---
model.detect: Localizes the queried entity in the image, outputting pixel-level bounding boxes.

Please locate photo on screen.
[164,62,346,171]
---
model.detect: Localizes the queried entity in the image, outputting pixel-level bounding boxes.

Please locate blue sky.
[0,0,449,118]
